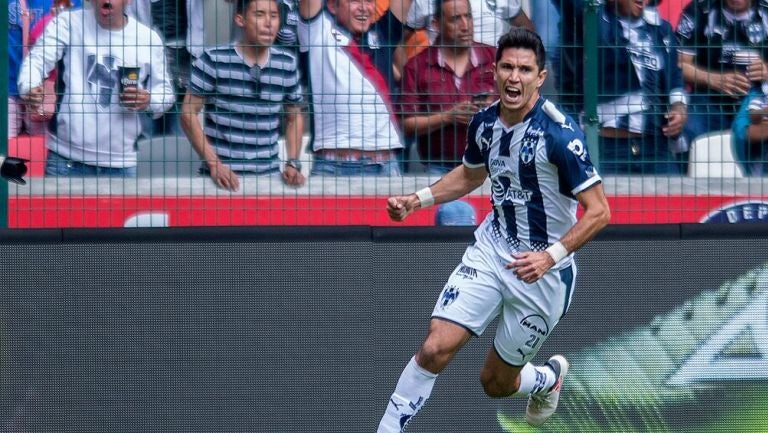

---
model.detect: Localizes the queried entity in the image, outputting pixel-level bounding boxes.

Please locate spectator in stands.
[298,0,404,175]
[731,84,768,175]
[394,0,531,84]
[400,0,493,225]
[18,0,175,176]
[557,0,688,175]
[8,0,81,138]
[399,0,495,173]
[677,0,768,145]
[181,0,305,191]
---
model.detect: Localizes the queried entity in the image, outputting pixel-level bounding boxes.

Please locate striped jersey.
[464,97,602,269]
[189,44,303,173]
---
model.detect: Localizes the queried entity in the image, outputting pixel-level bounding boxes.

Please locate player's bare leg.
[480,346,567,426]
[377,319,471,433]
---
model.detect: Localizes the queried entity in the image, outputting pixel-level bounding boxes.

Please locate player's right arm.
[387,165,487,221]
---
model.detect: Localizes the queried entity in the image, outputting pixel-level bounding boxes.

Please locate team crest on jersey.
[747,23,765,44]
[439,285,460,309]
[677,14,694,39]
[519,133,538,165]
[86,55,119,109]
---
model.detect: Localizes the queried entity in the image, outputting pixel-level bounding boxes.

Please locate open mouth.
[504,86,522,103]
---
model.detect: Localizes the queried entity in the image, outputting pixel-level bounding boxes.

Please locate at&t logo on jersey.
[491,178,533,205]
[439,286,460,309]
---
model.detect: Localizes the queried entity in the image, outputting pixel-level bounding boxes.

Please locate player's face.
[493,47,546,125]
[610,0,646,18]
[328,0,375,36]
[92,0,129,29]
[435,0,473,47]
[236,0,281,47]
[726,0,752,13]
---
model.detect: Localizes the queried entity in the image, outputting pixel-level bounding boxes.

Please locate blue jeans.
[311,157,401,176]
[45,151,138,177]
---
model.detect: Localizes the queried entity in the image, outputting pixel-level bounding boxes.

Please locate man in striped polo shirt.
[181,0,305,191]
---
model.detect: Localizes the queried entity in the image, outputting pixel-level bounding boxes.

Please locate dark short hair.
[237,0,279,15]
[432,0,471,20]
[496,27,546,72]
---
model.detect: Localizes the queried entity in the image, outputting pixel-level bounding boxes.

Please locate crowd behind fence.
[3,0,768,227]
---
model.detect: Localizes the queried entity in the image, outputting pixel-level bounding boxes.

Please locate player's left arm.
[509,183,610,283]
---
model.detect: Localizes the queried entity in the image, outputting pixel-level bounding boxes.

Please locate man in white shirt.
[19,0,175,176]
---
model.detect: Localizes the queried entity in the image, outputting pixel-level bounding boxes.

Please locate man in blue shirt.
[677,0,768,149]
[556,0,689,175]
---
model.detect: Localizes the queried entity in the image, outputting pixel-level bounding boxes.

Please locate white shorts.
[431,242,576,366]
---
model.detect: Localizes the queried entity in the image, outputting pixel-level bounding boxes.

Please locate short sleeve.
[405,0,433,30]
[188,50,216,95]
[676,4,697,55]
[494,0,522,20]
[546,126,602,196]
[462,114,485,168]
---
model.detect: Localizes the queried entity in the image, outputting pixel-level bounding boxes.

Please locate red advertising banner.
[9,195,768,228]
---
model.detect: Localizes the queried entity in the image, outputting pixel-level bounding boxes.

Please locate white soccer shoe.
[525,355,570,426]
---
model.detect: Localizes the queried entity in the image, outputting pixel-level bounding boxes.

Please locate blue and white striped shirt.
[189,44,303,173]
[464,98,602,268]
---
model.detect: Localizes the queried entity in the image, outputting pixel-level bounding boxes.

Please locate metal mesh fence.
[3,0,767,228]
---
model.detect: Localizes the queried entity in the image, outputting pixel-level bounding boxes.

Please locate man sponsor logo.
[520,314,549,337]
[456,265,477,280]
[560,122,574,132]
[700,200,768,223]
[439,286,460,309]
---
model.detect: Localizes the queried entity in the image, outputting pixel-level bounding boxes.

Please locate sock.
[515,362,557,396]
[377,356,438,433]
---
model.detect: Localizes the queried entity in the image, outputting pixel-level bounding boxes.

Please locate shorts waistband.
[315,148,396,162]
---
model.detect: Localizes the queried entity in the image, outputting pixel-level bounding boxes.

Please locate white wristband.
[415,187,435,208]
[545,241,568,263]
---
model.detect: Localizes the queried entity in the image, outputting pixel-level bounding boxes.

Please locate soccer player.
[377,27,611,431]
